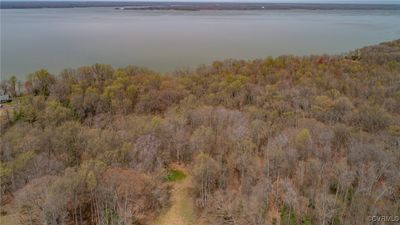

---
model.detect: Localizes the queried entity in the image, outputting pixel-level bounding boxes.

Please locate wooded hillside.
[1,40,399,225]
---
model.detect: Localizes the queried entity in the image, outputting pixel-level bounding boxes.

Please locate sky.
[2,0,400,4]
[2,0,400,3]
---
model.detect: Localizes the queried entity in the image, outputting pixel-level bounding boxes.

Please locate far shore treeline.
[2,1,400,10]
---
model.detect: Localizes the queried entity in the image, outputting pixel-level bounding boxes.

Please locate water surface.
[1,8,400,79]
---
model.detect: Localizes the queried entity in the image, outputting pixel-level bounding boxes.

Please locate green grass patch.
[1,102,12,106]
[280,204,297,225]
[163,169,186,182]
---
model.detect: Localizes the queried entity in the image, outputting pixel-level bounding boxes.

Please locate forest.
[0,40,399,225]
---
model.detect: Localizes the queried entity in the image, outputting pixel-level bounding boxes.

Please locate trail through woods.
[154,169,197,225]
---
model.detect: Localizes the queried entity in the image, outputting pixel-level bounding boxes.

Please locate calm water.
[1,8,400,79]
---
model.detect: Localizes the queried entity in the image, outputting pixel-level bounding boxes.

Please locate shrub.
[280,204,297,225]
[332,124,351,151]
[294,128,311,150]
[350,106,391,132]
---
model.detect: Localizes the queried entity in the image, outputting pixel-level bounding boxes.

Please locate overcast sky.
[3,0,400,3]
[107,0,400,2]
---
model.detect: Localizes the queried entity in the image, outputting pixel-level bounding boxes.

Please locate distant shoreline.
[1,1,400,10]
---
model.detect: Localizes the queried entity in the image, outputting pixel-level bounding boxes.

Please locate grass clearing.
[163,169,187,182]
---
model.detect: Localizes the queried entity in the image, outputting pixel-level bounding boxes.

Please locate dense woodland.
[1,40,399,225]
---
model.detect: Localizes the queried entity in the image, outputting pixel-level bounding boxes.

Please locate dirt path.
[154,171,197,225]
[0,199,20,225]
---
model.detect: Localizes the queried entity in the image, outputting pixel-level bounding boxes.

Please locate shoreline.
[2,2,400,10]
